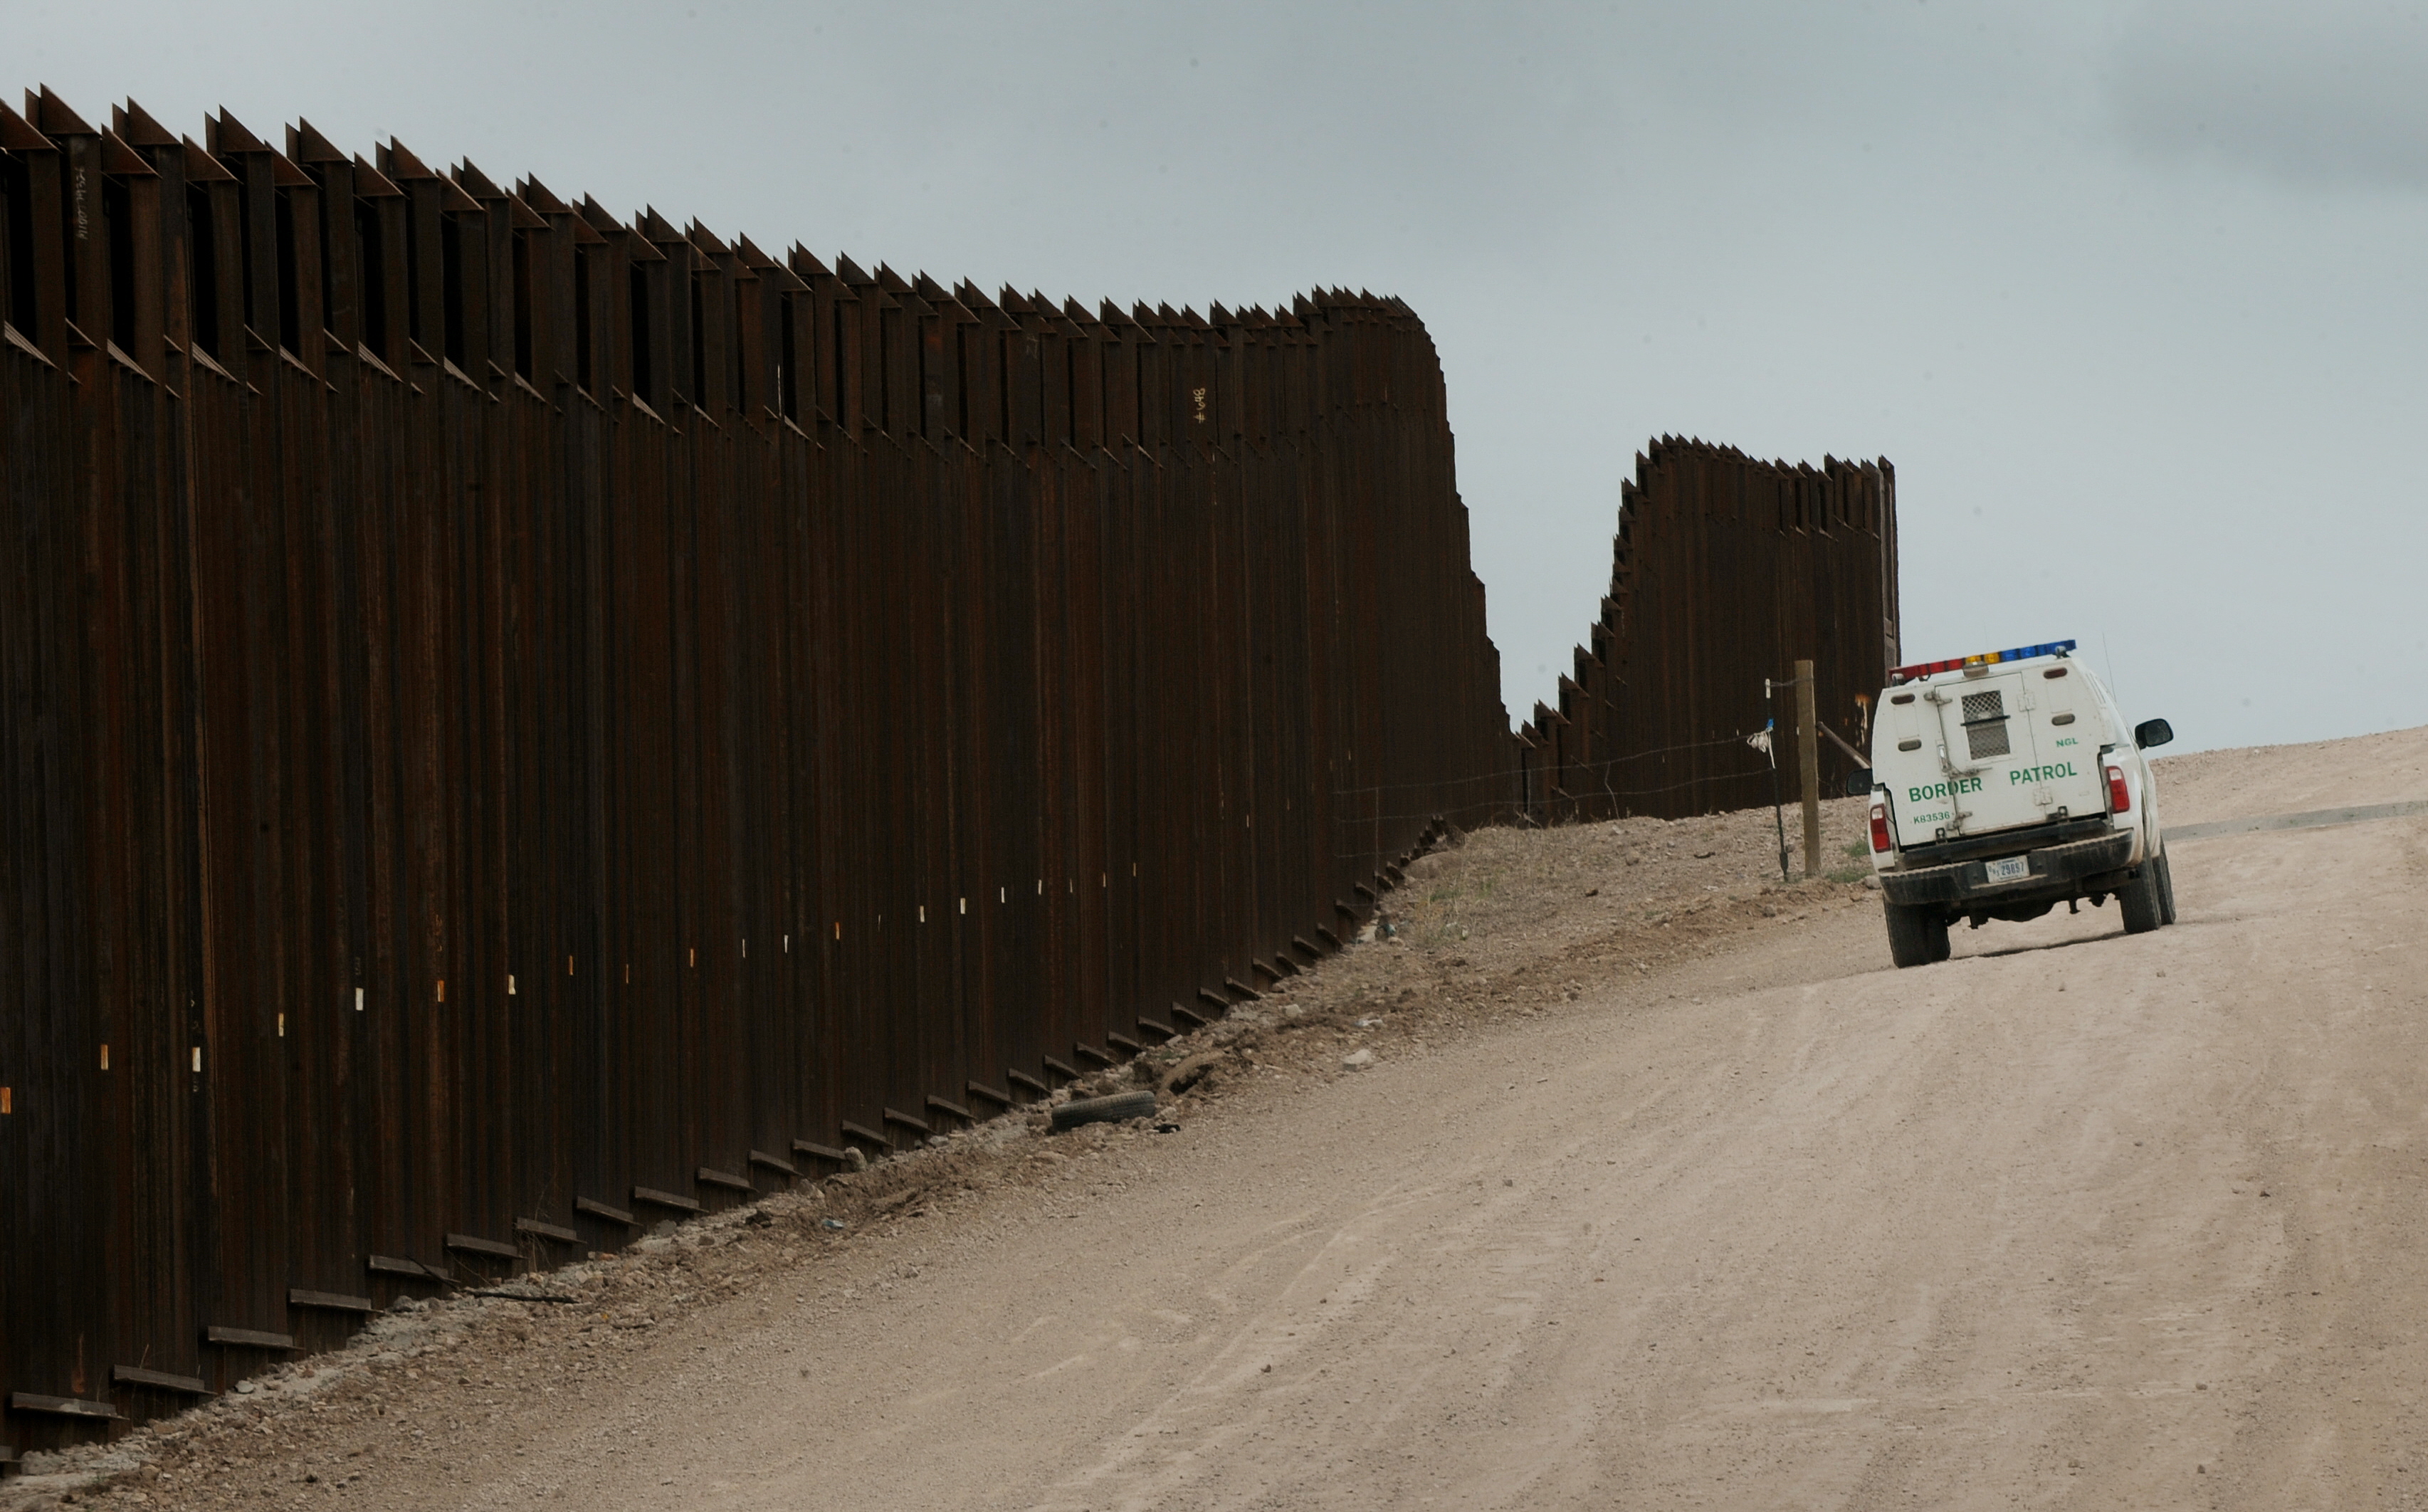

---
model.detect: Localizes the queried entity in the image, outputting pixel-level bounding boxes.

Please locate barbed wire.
[1328,728,1771,800]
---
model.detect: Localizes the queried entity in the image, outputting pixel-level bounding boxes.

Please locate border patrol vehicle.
[1851,639,2177,968]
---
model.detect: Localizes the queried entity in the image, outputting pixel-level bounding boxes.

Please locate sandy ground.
[13,724,2428,1511]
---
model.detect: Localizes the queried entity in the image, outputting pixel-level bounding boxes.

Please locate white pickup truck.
[1856,639,2177,967]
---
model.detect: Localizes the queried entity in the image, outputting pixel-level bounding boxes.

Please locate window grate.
[1960,691,2010,760]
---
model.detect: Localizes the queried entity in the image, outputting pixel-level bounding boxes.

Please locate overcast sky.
[16,1,2426,752]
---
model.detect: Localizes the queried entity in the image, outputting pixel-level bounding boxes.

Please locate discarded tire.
[1051,1090,1158,1132]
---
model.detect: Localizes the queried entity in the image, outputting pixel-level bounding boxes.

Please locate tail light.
[1869,802,1893,852]
[2105,760,2131,815]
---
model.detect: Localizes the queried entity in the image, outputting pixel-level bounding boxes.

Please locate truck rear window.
[1961,691,2011,760]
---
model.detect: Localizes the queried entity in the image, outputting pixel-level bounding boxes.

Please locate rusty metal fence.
[0,89,1515,1443]
[1515,438,1899,822]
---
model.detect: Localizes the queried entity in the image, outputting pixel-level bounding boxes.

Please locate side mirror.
[2134,718,2174,750]
[1842,767,1874,797]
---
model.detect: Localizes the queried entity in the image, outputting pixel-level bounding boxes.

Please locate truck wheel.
[2118,860,2165,935]
[1884,900,1950,968]
[2154,849,2177,925]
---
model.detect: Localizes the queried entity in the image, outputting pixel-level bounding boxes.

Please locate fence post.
[1796,658,1821,878]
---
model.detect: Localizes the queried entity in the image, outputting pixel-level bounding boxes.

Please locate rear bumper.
[1879,829,2135,908]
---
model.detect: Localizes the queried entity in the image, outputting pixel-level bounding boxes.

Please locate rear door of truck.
[1883,665,2039,844]
[2024,661,2108,821]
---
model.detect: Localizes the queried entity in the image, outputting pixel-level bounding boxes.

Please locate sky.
[13,0,2426,753]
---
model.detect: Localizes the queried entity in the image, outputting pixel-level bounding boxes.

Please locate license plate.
[1985,855,2030,883]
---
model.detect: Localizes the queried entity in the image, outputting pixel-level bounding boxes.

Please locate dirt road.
[27,727,2428,1511]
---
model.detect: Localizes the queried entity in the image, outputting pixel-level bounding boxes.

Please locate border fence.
[0,85,1893,1449]
[0,88,1509,1442]
[1515,439,1898,824]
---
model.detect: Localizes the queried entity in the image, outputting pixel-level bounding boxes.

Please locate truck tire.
[2118,859,2165,935]
[1050,1089,1157,1133]
[2154,849,2177,925]
[1884,900,1950,968]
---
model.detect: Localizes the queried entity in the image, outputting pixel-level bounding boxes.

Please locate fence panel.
[1515,439,1898,825]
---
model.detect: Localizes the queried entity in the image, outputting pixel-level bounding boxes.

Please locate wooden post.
[1796,658,1822,878]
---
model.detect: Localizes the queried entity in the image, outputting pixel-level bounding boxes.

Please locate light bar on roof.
[1888,639,2076,686]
